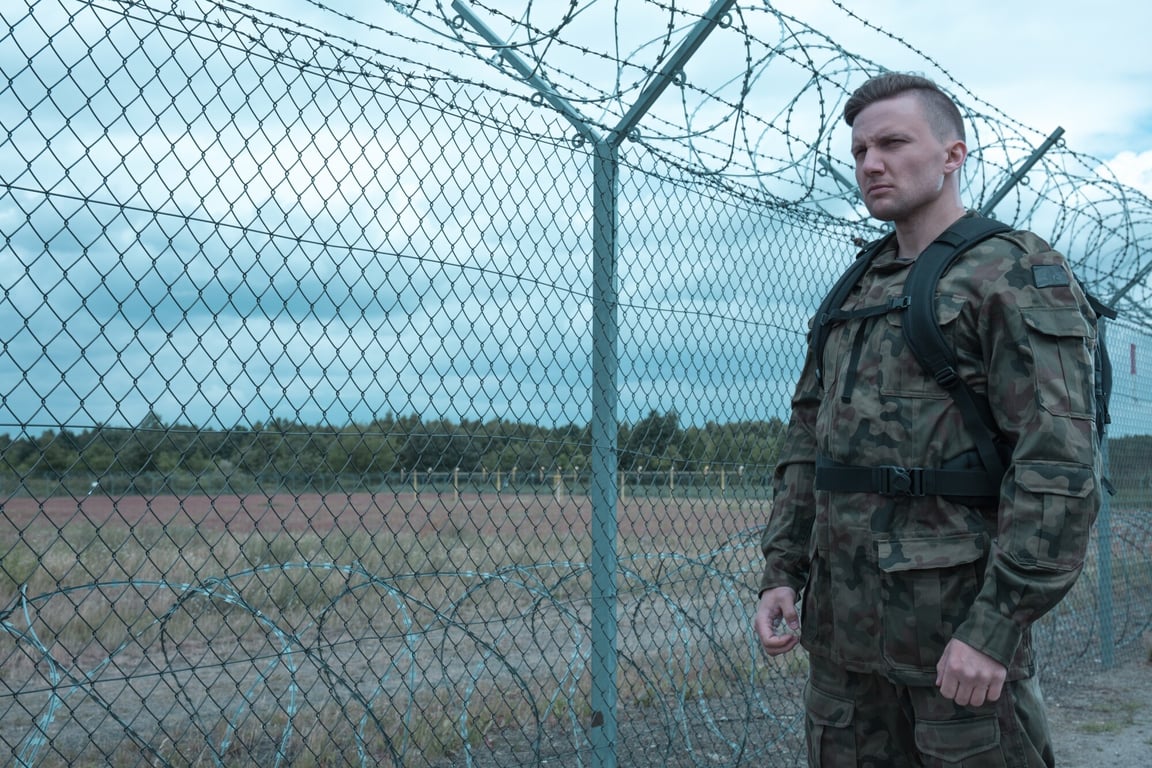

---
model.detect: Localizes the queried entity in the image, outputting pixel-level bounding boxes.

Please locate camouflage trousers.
[804,656,1054,767]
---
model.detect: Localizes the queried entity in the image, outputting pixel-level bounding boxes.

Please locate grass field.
[2,489,1147,766]
[1,489,805,767]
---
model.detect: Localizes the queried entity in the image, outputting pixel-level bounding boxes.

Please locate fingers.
[777,598,800,630]
[986,677,1004,703]
[757,626,800,654]
[763,636,801,655]
[941,678,994,707]
[958,676,1004,707]
[935,638,1007,706]
[757,616,800,653]
[755,587,801,656]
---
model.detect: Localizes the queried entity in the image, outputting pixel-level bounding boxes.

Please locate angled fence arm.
[449,0,601,143]
[1107,259,1152,309]
[818,156,860,202]
[611,0,736,147]
[978,126,1064,218]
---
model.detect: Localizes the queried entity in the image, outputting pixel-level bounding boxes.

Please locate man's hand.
[754,587,801,655]
[936,638,1007,707]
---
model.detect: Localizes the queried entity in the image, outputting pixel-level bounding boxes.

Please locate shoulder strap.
[902,216,1012,476]
[1083,290,1117,439]
[812,232,894,388]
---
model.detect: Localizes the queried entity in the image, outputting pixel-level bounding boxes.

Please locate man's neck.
[893,205,968,260]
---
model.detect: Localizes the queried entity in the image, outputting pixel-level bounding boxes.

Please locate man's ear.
[943,139,967,175]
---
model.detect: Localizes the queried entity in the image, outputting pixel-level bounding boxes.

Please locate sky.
[770,0,1152,194]
[343,0,1152,192]
[2,0,1150,436]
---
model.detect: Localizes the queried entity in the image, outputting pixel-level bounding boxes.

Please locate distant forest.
[3,411,1150,496]
[0,410,787,478]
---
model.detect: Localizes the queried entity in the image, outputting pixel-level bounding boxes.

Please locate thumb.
[780,599,801,629]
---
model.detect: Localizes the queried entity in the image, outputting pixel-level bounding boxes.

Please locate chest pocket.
[879,294,969,398]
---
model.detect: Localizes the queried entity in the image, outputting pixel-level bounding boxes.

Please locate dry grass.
[0,490,774,766]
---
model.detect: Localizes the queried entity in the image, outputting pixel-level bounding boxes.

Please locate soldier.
[754,72,1102,766]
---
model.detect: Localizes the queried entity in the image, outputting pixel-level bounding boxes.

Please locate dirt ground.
[4,492,1147,765]
[1046,649,1152,766]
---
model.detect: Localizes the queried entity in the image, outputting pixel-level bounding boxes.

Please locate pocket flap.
[915,716,1000,761]
[1015,461,1096,499]
[805,683,853,728]
[875,533,986,573]
[1022,306,1091,339]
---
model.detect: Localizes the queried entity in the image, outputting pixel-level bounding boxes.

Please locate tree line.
[5,410,1150,497]
[1,410,788,479]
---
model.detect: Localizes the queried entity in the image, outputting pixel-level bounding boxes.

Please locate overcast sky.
[3,0,1149,433]
[280,0,1152,196]
[771,0,1152,194]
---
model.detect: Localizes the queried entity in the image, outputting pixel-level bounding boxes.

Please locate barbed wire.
[5,2,1152,764]
[5,515,1148,765]
[89,0,1152,323]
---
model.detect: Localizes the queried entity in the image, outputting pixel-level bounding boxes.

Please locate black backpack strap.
[815,455,1001,498]
[902,217,1012,477]
[812,232,894,388]
[1083,290,1117,440]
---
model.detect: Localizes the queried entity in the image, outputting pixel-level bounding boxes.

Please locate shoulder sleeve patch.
[1032,264,1070,288]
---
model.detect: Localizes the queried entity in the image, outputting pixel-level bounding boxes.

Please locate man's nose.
[859,150,883,174]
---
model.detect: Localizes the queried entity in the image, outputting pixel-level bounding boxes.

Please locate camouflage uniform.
[759,219,1102,766]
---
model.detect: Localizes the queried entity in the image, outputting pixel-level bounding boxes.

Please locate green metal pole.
[450,4,737,763]
[588,138,620,766]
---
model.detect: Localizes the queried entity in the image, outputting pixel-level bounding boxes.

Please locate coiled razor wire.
[3,533,811,767]
[4,0,1152,765]
[4,514,1149,766]
[11,0,1145,311]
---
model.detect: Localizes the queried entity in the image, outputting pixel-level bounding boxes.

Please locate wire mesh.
[2,1,1150,766]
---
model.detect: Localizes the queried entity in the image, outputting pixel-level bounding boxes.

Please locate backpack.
[811,215,1116,499]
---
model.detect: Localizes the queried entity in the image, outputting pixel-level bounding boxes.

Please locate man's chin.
[863,202,897,222]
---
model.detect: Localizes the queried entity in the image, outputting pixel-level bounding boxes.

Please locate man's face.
[850,92,959,224]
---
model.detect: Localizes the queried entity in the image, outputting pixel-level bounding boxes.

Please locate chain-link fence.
[2,1,1150,766]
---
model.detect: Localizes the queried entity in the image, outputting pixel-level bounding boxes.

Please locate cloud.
[770,0,1152,159]
[1099,150,1152,198]
[6,0,1149,434]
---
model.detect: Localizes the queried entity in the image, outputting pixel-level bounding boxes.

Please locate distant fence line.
[4,467,775,500]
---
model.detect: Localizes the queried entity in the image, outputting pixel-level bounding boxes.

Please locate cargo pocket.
[875,533,987,674]
[804,681,855,766]
[914,715,1000,765]
[1021,306,1095,419]
[1010,461,1096,570]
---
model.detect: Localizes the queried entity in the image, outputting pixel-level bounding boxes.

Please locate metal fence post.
[452,4,736,764]
[1097,317,1116,668]
[977,127,1064,217]
[589,137,620,764]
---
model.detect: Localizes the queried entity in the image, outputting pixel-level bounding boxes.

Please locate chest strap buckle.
[874,465,923,496]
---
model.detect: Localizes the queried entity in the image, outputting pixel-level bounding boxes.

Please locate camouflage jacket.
[759,222,1102,684]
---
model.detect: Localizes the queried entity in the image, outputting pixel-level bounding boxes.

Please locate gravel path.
[1047,649,1152,766]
